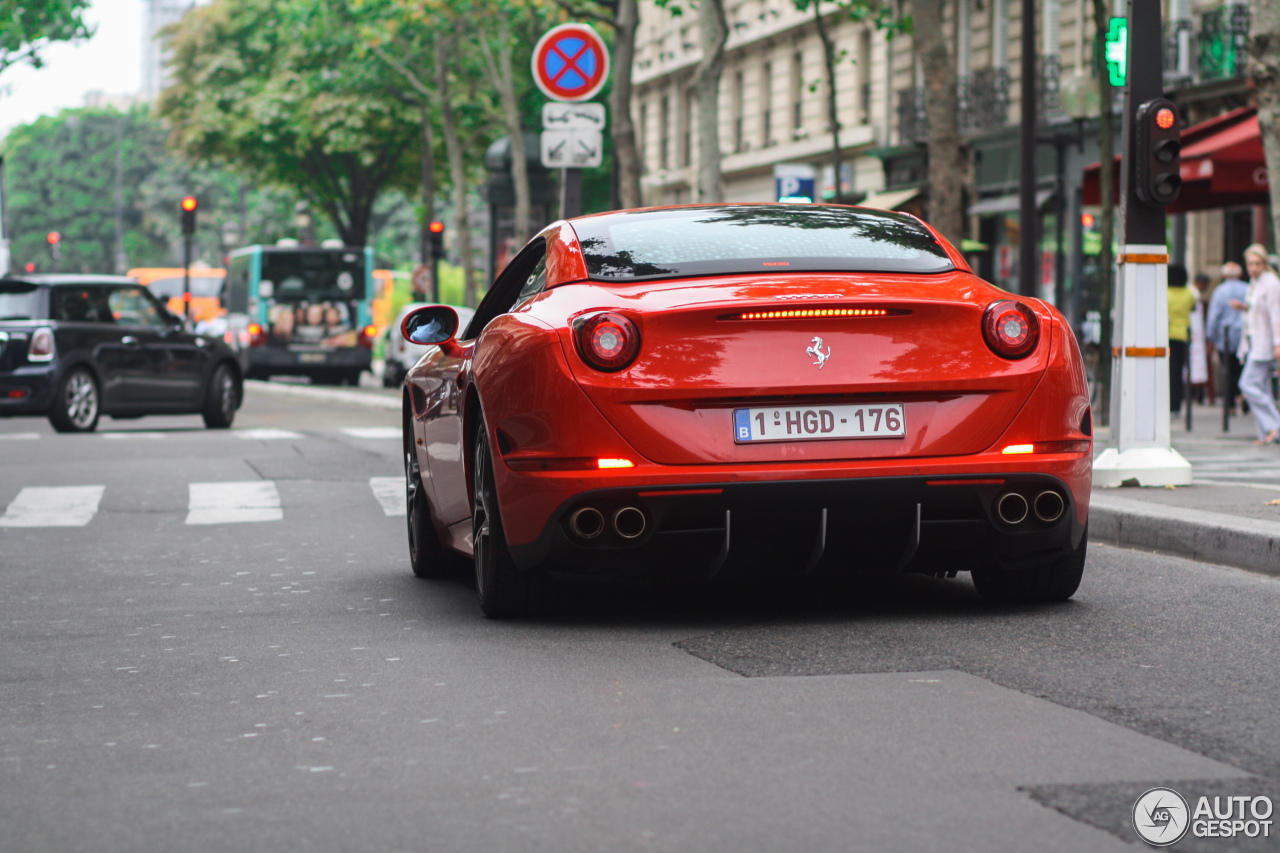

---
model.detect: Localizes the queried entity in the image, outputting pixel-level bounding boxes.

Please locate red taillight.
[247,322,267,347]
[28,327,55,362]
[359,324,377,349]
[575,312,640,372]
[982,300,1040,359]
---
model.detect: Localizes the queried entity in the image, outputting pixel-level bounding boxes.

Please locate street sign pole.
[559,168,582,220]
[1093,0,1192,487]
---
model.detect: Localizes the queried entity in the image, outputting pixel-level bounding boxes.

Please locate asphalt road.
[1,389,1277,852]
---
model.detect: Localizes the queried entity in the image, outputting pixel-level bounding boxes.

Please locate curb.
[1090,494,1280,578]
[244,380,401,411]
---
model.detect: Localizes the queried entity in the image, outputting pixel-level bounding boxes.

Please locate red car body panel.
[404,205,1091,576]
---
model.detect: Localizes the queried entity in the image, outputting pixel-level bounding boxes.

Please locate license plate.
[298,352,327,364]
[733,403,906,443]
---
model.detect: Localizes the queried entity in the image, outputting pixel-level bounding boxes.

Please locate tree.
[475,1,536,244]
[909,0,964,244]
[1249,0,1280,253]
[0,0,93,77]
[158,0,420,246]
[694,0,728,202]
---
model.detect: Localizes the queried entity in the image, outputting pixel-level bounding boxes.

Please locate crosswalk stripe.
[0,486,105,527]
[0,433,41,440]
[342,427,401,440]
[234,429,305,440]
[369,477,405,516]
[101,432,166,440]
[186,481,282,525]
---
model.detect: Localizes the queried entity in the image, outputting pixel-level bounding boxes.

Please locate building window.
[762,61,773,145]
[660,94,670,169]
[857,30,872,126]
[683,89,694,166]
[792,50,804,133]
[733,70,745,152]
[639,101,648,171]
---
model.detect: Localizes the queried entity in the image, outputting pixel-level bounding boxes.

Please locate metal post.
[1093,0,1192,486]
[1017,0,1038,298]
[559,168,583,220]
[183,234,192,323]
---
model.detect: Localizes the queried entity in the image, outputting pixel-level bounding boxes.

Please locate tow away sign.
[540,130,603,169]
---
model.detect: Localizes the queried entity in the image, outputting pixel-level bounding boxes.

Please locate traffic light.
[428,220,445,260]
[1134,99,1181,207]
[181,196,198,235]
[46,231,61,262]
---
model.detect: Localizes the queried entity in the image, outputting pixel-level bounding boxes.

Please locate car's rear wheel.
[406,450,453,578]
[472,419,530,618]
[971,523,1088,604]
[202,364,239,429]
[49,367,100,433]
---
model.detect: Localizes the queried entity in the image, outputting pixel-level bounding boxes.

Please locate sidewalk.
[1091,399,1280,577]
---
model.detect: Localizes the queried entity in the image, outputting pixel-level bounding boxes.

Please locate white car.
[383,302,474,387]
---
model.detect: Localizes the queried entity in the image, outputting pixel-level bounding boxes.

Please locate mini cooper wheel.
[406,450,453,578]
[202,364,239,429]
[49,367,100,433]
[472,420,530,618]
[971,523,1088,604]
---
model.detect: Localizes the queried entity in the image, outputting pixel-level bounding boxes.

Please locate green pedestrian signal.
[1104,17,1128,86]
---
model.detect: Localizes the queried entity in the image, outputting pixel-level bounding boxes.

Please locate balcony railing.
[1198,4,1250,81]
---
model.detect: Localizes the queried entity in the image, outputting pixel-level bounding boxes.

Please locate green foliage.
[158,0,421,245]
[0,0,93,76]
[1,106,314,274]
[790,0,910,39]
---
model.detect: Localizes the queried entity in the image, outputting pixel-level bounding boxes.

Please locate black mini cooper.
[0,274,245,432]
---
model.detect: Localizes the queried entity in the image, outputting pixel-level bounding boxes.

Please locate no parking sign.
[531,23,610,103]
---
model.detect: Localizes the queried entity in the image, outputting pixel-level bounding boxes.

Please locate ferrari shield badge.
[806,336,831,369]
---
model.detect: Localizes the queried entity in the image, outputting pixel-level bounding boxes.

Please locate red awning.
[1082,106,1269,212]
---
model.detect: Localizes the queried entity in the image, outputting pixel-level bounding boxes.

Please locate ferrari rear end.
[483,205,1091,602]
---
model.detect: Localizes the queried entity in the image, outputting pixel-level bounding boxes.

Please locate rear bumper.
[248,347,372,377]
[0,365,57,416]
[505,468,1088,578]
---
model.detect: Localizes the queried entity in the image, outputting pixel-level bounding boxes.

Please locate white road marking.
[342,427,401,440]
[101,432,166,440]
[186,481,282,525]
[234,429,304,440]
[369,477,405,516]
[0,433,41,440]
[0,486,105,527]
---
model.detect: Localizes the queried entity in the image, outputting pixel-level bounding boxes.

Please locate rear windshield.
[146,276,224,299]
[0,282,43,320]
[261,251,366,303]
[574,205,954,281]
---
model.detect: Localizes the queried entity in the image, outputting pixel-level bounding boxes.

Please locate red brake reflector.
[8,389,27,399]
[1001,444,1035,455]
[597,458,634,469]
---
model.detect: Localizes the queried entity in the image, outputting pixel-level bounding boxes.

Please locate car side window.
[55,287,106,323]
[108,286,166,328]
[463,240,548,339]
[513,256,548,310]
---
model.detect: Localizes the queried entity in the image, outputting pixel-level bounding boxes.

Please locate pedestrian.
[1189,273,1209,401]
[1167,264,1197,414]
[1207,262,1248,413]
[1231,245,1280,444]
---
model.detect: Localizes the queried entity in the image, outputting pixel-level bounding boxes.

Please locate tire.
[406,449,453,578]
[471,419,531,618]
[972,523,1088,604]
[382,362,403,388]
[344,369,364,387]
[48,367,100,433]
[202,364,239,429]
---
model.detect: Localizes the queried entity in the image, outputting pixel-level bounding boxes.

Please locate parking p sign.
[775,164,816,203]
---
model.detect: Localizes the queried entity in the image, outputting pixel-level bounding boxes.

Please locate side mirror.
[402,305,462,355]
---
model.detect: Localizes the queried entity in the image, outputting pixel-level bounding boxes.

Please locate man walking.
[1207,262,1249,415]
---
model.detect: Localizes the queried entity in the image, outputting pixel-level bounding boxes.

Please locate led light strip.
[739,308,889,320]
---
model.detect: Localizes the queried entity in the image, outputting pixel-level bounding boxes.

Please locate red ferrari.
[400,204,1091,616]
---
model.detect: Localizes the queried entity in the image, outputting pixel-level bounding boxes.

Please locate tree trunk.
[435,41,477,307]
[611,0,643,209]
[813,2,844,203]
[695,0,728,202]
[419,103,438,295]
[1250,0,1280,252]
[1092,0,1115,426]
[911,0,965,244]
[479,17,531,243]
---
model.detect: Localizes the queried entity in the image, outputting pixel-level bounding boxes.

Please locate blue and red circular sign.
[532,23,610,103]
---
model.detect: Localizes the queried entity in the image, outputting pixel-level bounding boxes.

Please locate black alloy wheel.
[471,420,531,618]
[406,449,452,578]
[202,364,239,429]
[971,523,1088,604]
[49,367,100,433]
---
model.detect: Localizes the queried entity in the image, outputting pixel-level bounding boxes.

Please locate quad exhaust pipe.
[568,507,605,540]
[995,490,1066,525]
[568,506,648,540]
[995,492,1029,525]
[612,506,647,539]
[1033,490,1065,523]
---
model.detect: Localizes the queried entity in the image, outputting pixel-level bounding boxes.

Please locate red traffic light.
[181,196,198,212]
[46,231,60,245]
[25,262,35,272]
[1155,108,1176,130]
[428,221,445,233]
[1081,213,1095,227]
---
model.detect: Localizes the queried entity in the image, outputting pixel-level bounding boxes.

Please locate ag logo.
[1133,787,1190,846]
[806,336,831,369]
